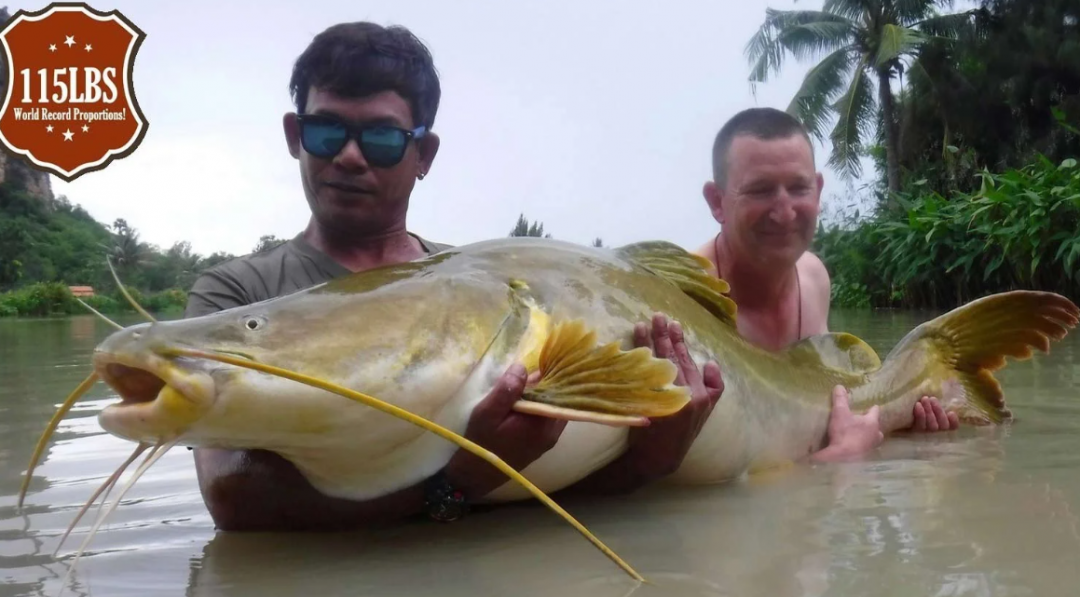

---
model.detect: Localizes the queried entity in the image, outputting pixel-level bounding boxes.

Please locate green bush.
[0,284,190,318]
[143,289,187,313]
[0,282,76,316]
[81,294,120,313]
[816,156,1080,309]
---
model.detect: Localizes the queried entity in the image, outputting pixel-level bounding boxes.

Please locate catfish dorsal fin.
[784,332,883,375]
[615,241,737,325]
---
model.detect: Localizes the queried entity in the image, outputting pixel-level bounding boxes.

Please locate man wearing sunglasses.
[184,21,725,531]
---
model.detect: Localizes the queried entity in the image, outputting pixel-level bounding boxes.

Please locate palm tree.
[98,218,151,279]
[745,0,978,201]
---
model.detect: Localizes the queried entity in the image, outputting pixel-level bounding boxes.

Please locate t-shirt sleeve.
[184,268,250,318]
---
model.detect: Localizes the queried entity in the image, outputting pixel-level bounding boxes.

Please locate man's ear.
[417,132,440,177]
[283,113,301,159]
[703,180,724,224]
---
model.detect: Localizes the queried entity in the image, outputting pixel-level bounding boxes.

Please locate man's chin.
[756,243,808,267]
[315,210,394,238]
[321,187,379,205]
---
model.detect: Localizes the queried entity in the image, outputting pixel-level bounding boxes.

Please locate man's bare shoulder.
[798,251,829,283]
[690,241,719,277]
[797,251,832,331]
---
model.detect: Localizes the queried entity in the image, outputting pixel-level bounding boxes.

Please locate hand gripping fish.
[18,238,1079,591]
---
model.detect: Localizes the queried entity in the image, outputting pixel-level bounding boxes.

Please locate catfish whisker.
[58,439,178,596]
[19,373,100,509]
[160,346,646,583]
[73,298,123,331]
[107,256,156,323]
[54,442,150,556]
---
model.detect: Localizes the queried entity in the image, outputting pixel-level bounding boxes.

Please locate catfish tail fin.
[900,291,1078,424]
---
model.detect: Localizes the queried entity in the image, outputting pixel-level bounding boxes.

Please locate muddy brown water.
[2,309,1079,597]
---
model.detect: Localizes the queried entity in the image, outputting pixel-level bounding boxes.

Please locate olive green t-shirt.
[184,232,452,318]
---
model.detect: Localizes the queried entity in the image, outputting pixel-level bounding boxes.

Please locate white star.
[84,44,92,52]
[64,35,75,47]
[46,125,54,133]
[62,129,74,141]
[81,124,89,133]
[49,44,56,52]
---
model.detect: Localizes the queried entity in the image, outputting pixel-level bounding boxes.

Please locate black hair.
[289,22,441,130]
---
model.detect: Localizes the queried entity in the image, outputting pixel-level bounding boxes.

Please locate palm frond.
[874,24,927,68]
[778,21,856,62]
[746,9,855,83]
[893,0,949,26]
[828,56,877,180]
[822,0,875,21]
[915,10,980,40]
[787,47,857,141]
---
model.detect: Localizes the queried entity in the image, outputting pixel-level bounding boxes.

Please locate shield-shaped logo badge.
[0,2,148,182]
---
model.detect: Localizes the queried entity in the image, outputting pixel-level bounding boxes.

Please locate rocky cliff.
[0,6,55,203]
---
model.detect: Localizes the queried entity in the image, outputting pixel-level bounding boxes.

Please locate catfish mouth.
[92,350,217,443]
[102,363,166,406]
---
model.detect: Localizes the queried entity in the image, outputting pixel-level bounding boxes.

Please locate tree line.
[0,187,598,317]
[0,181,296,317]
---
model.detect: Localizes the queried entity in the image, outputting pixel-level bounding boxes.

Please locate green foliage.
[813,221,878,308]
[745,0,979,193]
[253,235,287,254]
[0,185,113,290]
[509,213,552,238]
[0,282,189,318]
[0,282,75,317]
[0,180,251,318]
[893,0,1080,194]
[816,156,1080,309]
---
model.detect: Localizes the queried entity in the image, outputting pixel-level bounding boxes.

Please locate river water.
[1,308,1079,597]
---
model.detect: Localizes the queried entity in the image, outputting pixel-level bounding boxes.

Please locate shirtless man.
[690,107,960,455]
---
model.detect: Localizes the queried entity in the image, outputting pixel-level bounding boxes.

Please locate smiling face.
[283,87,439,238]
[708,134,823,268]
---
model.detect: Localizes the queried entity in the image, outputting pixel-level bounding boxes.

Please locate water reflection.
[1,310,1079,597]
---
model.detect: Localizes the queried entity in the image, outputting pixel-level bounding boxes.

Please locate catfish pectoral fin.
[521,319,691,418]
[511,400,651,427]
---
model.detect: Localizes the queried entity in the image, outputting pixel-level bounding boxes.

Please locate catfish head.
[92,265,520,499]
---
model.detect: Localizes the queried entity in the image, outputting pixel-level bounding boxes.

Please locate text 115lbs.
[20,67,120,104]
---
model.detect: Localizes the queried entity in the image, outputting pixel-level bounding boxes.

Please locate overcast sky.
[18,0,872,258]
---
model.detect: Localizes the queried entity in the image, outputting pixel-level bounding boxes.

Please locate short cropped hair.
[711,107,814,187]
[289,22,441,131]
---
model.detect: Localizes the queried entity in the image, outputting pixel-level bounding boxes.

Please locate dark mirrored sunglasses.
[296,114,427,168]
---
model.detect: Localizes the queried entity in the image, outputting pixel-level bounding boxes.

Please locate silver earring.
[418,172,426,180]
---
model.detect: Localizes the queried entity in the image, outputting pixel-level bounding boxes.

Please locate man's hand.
[811,385,885,463]
[443,363,567,498]
[907,396,959,432]
[566,313,724,495]
[623,314,725,480]
[446,313,723,500]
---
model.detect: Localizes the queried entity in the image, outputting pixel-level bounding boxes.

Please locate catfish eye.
[242,315,266,331]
